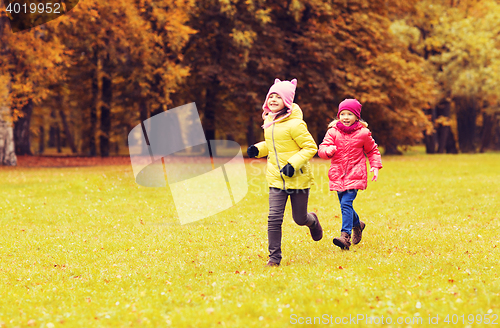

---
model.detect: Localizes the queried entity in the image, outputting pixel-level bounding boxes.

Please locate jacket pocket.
[328,166,342,181]
[350,163,366,180]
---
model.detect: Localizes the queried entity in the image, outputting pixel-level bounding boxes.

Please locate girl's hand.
[281,163,295,177]
[326,145,337,157]
[247,145,259,158]
[370,167,379,181]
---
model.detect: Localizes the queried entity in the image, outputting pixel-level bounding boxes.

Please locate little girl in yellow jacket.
[247,78,322,267]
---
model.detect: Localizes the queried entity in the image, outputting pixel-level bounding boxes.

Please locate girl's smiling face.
[339,110,357,127]
[267,93,285,113]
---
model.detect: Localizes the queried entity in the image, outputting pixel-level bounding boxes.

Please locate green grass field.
[1,153,499,327]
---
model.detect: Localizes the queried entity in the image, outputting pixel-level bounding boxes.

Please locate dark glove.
[247,145,259,158]
[281,163,295,177]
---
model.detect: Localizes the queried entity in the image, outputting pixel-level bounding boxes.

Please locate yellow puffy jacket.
[255,103,318,190]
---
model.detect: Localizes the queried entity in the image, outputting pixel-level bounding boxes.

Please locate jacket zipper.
[343,134,350,178]
[342,132,353,189]
[272,123,286,190]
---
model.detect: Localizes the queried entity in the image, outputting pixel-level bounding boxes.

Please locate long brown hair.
[273,106,290,120]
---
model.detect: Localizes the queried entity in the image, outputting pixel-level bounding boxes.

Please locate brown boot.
[333,232,351,250]
[352,221,366,245]
[265,260,280,267]
[308,212,323,241]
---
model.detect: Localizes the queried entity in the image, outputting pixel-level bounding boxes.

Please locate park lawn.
[0,153,499,327]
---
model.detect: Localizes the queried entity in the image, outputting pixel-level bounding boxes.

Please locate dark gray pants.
[268,187,316,264]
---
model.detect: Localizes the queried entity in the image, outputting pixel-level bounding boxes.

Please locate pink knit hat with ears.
[261,78,297,129]
[337,98,362,119]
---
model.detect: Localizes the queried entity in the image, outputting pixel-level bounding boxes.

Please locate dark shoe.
[308,212,323,241]
[352,221,366,245]
[265,260,280,267]
[333,232,351,250]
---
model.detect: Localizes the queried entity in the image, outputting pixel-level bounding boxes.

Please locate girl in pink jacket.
[318,99,382,250]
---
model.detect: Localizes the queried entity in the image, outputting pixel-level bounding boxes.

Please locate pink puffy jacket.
[318,123,382,192]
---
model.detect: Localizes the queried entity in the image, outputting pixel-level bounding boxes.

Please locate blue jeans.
[337,189,360,234]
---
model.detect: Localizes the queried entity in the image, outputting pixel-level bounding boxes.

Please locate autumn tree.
[1,0,449,156]
[0,9,16,164]
[391,0,500,153]
[1,0,194,156]
[177,0,436,155]
[0,23,65,155]
[431,0,500,152]
[266,0,436,154]
[174,0,273,155]
[52,0,194,156]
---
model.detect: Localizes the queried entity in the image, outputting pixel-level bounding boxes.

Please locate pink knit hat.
[261,78,297,129]
[337,98,362,119]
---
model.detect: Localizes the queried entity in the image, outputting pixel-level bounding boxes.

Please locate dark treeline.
[1,0,499,158]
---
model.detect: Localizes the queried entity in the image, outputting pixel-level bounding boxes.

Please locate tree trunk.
[59,109,77,153]
[494,115,500,150]
[246,112,255,147]
[0,10,16,165]
[384,142,402,155]
[0,106,17,165]
[445,128,458,154]
[437,125,449,153]
[14,99,33,155]
[316,116,328,153]
[89,77,98,156]
[38,125,44,154]
[423,133,436,154]
[48,126,56,147]
[479,112,494,153]
[100,67,112,157]
[56,125,61,153]
[437,123,459,154]
[87,48,98,156]
[423,106,437,154]
[140,100,149,123]
[56,94,77,154]
[203,81,218,156]
[139,99,149,156]
[435,99,457,154]
[204,85,217,141]
[455,96,477,153]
